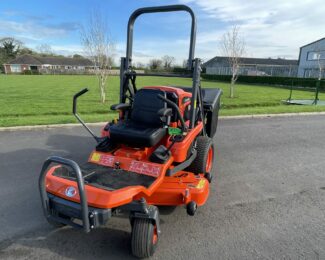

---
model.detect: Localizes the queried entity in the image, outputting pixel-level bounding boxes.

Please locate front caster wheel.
[186,201,197,216]
[131,218,158,258]
[204,172,212,183]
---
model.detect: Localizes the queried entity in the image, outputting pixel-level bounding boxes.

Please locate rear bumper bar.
[47,193,111,229]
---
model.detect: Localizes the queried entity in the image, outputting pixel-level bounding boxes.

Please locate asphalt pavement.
[0,115,324,259]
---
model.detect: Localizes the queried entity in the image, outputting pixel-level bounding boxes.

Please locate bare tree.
[149,59,163,70]
[221,25,245,98]
[135,62,145,69]
[80,9,114,103]
[161,55,175,69]
[36,43,54,56]
[182,59,188,68]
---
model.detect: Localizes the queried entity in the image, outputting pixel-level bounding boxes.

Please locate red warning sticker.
[100,155,115,166]
[129,161,160,177]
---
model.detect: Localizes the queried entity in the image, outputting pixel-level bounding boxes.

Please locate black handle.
[39,156,90,233]
[73,88,88,114]
[72,88,100,143]
[126,5,196,70]
[157,94,187,132]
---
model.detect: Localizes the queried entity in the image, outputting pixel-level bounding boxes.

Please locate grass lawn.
[0,74,324,127]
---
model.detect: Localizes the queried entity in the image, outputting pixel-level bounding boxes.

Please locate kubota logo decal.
[65,186,77,197]
[129,161,160,177]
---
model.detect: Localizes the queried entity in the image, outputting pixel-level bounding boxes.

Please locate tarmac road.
[0,115,324,259]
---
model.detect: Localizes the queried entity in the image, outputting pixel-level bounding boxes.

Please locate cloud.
[47,22,80,31]
[179,0,325,59]
[0,18,79,42]
[50,44,83,55]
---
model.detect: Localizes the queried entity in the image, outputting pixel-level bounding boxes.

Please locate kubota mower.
[39,4,222,258]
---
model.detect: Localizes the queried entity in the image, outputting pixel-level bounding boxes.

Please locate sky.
[0,0,324,65]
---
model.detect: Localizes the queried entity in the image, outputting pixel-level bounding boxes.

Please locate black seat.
[109,89,167,147]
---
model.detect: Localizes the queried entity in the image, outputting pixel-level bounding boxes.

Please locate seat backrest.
[131,89,166,127]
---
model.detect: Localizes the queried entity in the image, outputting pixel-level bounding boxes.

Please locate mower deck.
[45,158,210,209]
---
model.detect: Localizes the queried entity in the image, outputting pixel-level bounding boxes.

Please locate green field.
[0,75,324,127]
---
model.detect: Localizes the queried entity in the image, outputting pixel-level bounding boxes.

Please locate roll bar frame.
[120,4,204,130]
[125,5,196,70]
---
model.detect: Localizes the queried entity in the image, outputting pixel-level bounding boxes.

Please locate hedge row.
[21,70,41,75]
[201,74,325,89]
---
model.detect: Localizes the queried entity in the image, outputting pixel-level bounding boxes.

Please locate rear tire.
[187,136,214,177]
[131,218,158,258]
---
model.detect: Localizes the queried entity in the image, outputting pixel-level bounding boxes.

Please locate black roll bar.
[39,156,90,233]
[126,4,196,70]
[120,5,202,131]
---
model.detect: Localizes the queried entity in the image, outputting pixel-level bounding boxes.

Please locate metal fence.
[206,64,298,77]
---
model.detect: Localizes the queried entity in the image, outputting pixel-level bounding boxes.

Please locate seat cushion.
[109,121,167,147]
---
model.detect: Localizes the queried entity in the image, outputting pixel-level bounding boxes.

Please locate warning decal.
[129,161,160,177]
[90,152,115,167]
[196,179,206,189]
[91,152,101,162]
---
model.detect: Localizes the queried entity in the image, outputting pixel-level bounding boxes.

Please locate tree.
[36,43,54,56]
[221,25,245,98]
[19,47,35,55]
[80,9,115,103]
[0,37,23,73]
[73,54,84,59]
[149,59,162,70]
[161,55,175,69]
[182,59,188,68]
[107,55,115,68]
[135,62,145,69]
[0,37,22,59]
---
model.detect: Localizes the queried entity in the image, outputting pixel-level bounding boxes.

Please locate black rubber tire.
[187,136,214,175]
[186,201,197,216]
[131,218,158,258]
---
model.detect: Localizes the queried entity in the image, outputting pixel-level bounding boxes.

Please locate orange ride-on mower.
[39,4,222,258]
